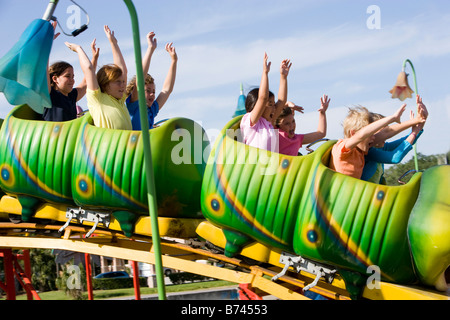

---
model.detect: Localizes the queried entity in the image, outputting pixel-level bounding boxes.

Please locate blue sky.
[0,0,449,158]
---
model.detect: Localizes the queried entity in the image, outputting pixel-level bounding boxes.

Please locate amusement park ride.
[0,0,449,301]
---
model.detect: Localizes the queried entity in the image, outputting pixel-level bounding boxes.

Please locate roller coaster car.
[0,104,210,237]
[200,116,450,298]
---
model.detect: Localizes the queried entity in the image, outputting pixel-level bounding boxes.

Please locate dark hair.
[275,107,293,128]
[245,88,275,113]
[48,61,73,89]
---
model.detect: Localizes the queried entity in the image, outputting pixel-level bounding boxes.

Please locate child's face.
[145,83,156,106]
[52,67,75,95]
[358,135,376,153]
[106,75,127,99]
[278,114,296,139]
[262,96,276,121]
[371,128,387,148]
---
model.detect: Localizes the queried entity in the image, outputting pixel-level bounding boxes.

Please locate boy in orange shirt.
[330,104,406,179]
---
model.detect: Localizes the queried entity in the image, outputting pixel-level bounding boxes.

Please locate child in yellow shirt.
[65,25,132,130]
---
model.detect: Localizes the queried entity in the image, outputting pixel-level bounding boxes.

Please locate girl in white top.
[240,53,291,152]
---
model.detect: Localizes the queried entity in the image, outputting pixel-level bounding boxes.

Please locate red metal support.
[132,261,141,300]
[22,250,33,300]
[85,253,94,300]
[13,256,38,300]
[12,256,41,300]
[238,283,263,300]
[1,249,16,300]
[1,249,41,300]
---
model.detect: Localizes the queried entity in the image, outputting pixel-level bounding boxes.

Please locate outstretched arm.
[303,95,330,144]
[76,38,100,101]
[271,59,292,124]
[373,96,427,144]
[249,53,271,126]
[345,104,406,150]
[142,31,157,75]
[156,43,178,110]
[104,25,127,77]
[65,42,99,91]
[130,32,157,103]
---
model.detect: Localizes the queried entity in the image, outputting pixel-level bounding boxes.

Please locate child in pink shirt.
[240,53,291,152]
[275,95,330,156]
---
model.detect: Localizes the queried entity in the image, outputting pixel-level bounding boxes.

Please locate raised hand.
[165,42,178,61]
[104,25,117,44]
[51,20,60,40]
[286,101,304,113]
[319,94,330,113]
[263,52,271,74]
[416,95,429,120]
[392,104,407,123]
[91,38,100,60]
[65,42,81,53]
[280,59,292,77]
[147,31,157,52]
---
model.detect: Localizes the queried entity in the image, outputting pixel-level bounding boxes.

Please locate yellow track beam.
[0,235,309,300]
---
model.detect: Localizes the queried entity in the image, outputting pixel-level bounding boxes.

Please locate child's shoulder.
[241,113,273,130]
[332,139,348,152]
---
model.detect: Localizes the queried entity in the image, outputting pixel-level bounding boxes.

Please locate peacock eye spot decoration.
[211,199,220,212]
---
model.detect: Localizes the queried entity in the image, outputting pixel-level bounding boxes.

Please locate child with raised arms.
[275,95,330,156]
[329,104,406,179]
[240,52,292,152]
[44,21,99,122]
[361,95,428,183]
[65,25,132,130]
[125,32,178,130]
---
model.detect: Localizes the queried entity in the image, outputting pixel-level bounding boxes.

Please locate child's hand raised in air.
[286,101,304,114]
[416,95,429,121]
[104,25,117,44]
[392,104,407,123]
[165,42,178,61]
[51,20,60,40]
[147,31,157,53]
[280,59,292,77]
[65,42,81,53]
[91,38,100,60]
[263,52,271,74]
[319,94,330,114]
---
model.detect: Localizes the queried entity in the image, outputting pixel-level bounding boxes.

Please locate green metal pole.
[402,59,419,172]
[123,0,166,300]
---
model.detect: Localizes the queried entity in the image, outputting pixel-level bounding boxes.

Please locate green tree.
[56,262,86,300]
[30,249,57,292]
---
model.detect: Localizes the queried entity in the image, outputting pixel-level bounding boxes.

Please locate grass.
[1,280,236,300]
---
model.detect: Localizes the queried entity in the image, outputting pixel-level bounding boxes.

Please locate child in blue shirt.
[125,32,178,130]
[362,95,428,184]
